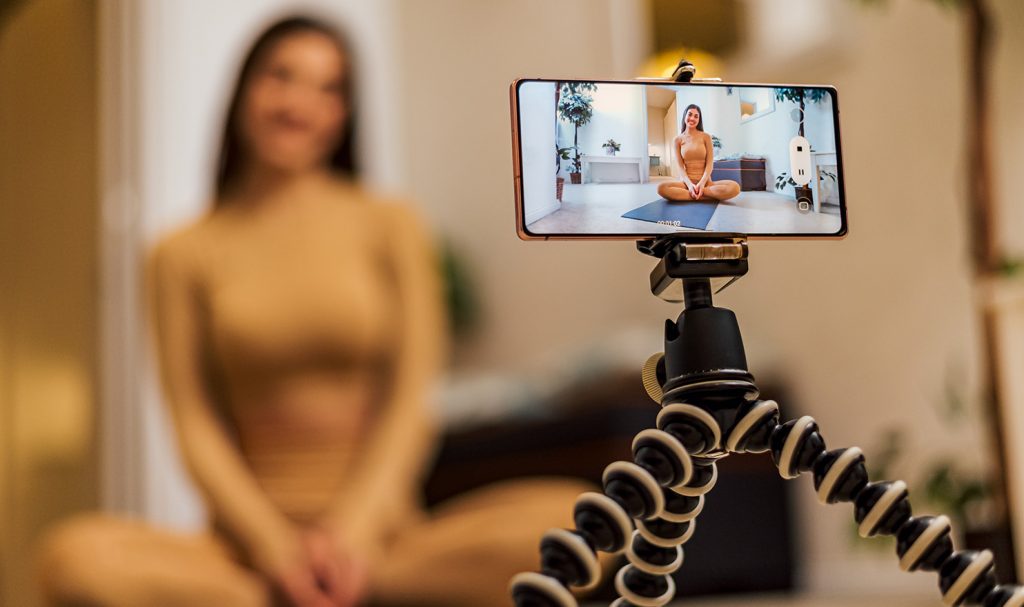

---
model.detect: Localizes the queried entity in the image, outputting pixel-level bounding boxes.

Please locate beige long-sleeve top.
[145,176,449,554]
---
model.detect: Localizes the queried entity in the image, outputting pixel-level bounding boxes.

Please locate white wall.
[664,99,679,177]
[737,94,795,190]
[646,106,664,154]
[577,83,646,160]
[518,81,558,224]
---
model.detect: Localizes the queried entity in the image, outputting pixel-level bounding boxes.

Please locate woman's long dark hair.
[681,103,704,132]
[214,16,358,200]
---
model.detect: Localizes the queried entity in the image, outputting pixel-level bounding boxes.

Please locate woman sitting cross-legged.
[657,103,741,202]
[34,16,608,607]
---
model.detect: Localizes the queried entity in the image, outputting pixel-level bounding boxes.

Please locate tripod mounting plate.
[638,235,749,301]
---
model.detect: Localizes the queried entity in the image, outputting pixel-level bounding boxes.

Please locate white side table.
[581,155,646,184]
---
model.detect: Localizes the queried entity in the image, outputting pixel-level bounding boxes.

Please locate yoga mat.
[621,199,718,231]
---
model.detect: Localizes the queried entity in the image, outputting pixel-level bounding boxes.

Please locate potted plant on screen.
[557,82,597,184]
[773,87,828,205]
[555,146,572,201]
[602,139,621,156]
[711,134,723,158]
[775,173,798,194]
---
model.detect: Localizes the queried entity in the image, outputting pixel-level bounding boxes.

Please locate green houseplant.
[555,145,572,201]
[772,87,829,138]
[711,134,722,158]
[557,82,597,184]
[601,139,621,156]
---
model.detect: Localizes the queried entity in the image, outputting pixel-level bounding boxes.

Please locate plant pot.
[794,185,813,211]
[604,148,616,156]
[556,177,564,202]
[570,172,582,185]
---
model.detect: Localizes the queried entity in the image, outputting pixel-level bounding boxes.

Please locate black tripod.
[509,234,1022,607]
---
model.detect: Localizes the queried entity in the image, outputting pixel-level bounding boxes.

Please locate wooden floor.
[527,181,842,236]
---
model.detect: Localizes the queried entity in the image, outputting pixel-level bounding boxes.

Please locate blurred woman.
[657,103,740,202]
[37,16,596,607]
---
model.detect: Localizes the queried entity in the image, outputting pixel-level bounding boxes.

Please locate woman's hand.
[687,182,700,199]
[249,525,337,607]
[302,525,372,607]
[694,179,707,199]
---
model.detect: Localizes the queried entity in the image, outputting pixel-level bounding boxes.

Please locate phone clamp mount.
[509,60,1022,607]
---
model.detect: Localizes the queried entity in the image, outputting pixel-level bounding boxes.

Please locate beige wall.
[397,0,669,378]
[0,2,99,606]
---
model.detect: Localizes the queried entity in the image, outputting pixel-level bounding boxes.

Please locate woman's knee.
[35,514,122,605]
[35,515,269,607]
[658,181,687,201]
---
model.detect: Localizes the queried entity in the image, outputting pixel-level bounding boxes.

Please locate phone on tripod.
[510,78,847,240]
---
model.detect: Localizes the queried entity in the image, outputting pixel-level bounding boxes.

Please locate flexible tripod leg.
[607,398,780,606]
[608,461,714,607]
[766,414,1024,607]
[507,422,701,606]
[508,388,779,606]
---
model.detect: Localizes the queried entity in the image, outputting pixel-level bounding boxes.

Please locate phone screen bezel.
[511,77,848,241]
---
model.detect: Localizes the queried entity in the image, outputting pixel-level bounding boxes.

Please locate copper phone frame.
[510,77,848,241]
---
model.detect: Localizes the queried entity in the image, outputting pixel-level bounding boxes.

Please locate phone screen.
[513,79,846,239]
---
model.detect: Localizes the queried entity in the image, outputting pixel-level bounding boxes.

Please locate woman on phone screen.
[37,16,599,607]
[657,103,741,202]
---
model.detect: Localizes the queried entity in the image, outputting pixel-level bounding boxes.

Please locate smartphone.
[510,78,847,240]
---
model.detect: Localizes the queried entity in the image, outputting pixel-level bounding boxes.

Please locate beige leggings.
[35,478,614,607]
[658,175,741,201]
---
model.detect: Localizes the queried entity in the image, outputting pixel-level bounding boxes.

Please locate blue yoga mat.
[621,199,718,231]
